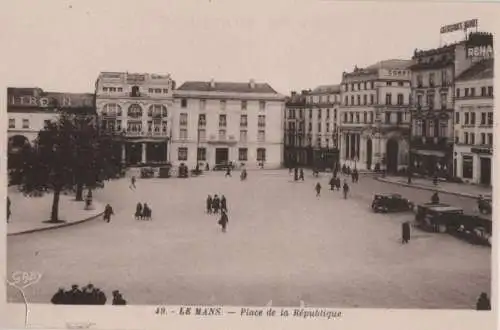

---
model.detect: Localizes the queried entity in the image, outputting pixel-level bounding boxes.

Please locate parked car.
[158,165,172,178]
[140,167,155,178]
[478,195,492,214]
[415,203,464,233]
[371,193,414,213]
[446,213,492,247]
[213,161,234,171]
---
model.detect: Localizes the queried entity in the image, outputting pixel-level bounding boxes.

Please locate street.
[7,170,491,308]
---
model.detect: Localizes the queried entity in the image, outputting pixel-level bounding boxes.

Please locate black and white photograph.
[1,1,498,329]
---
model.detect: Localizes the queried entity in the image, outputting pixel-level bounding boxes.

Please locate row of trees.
[11,114,124,223]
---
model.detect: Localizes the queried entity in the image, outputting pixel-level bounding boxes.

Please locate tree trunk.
[75,183,84,201]
[49,188,61,223]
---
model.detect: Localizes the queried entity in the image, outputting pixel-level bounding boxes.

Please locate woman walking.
[135,203,143,220]
[218,209,229,233]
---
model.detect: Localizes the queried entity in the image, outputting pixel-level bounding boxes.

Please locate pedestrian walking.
[476,292,491,310]
[103,204,114,223]
[294,167,299,181]
[225,166,232,177]
[431,191,440,204]
[135,202,143,220]
[240,169,247,181]
[335,177,341,191]
[315,182,322,197]
[212,194,220,214]
[129,176,136,190]
[218,209,229,233]
[329,176,335,190]
[401,221,411,244]
[221,195,227,213]
[142,203,152,220]
[206,195,213,214]
[342,180,349,199]
[7,196,11,223]
[299,168,305,181]
[353,168,359,183]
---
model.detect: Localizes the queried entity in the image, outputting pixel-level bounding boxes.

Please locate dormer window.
[131,86,140,97]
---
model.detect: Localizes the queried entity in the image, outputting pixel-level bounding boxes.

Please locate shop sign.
[471,147,492,155]
[440,19,478,34]
[9,93,94,109]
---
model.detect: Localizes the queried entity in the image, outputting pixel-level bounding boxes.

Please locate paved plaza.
[7,170,491,309]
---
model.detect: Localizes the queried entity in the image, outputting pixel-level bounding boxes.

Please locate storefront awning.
[412,149,446,157]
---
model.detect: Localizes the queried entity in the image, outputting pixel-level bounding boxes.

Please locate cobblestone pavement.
[7,170,491,308]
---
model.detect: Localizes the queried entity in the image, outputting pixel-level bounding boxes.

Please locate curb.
[7,211,104,236]
[374,177,481,199]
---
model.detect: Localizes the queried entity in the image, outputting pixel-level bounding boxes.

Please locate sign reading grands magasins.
[7,88,94,109]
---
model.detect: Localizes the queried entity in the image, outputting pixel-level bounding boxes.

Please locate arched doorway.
[366,138,373,170]
[386,138,399,173]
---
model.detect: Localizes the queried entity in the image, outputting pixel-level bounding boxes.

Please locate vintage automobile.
[158,165,172,178]
[178,163,189,178]
[446,213,492,247]
[415,203,464,233]
[213,161,235,171]
[371,193,414,213]
[140,167,155,179]
[478,195,492,215]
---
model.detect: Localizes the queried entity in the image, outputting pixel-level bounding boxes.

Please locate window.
[471,133,476,145]
[357,95,361,105]
[241,100,247,110]
[162,88,168,94]
[240,130,247,142]
[364,82,367,89]
[309,109,312,118]
[258,115,266,128]
[349,113,354,122]
[326,109,330,118]
[386,81,391,86]
[455,131,459,144]
[259,101,266,111]
[218,129,226,140]
[200,99,206,110]
[219,114,227,127]
[417,94,423,107]
[481,87,486,96]
[471,88,476,97]
[455,112,460,124]
[481,112,486,125]
[240,114,248,127]
[22,119,29,129]
[369,112,373,123]
[155,88,161,93]
[456,88,460,97]
[428,121,435,137]
[488,112,493,125]
[179,128,188,139]
[180,113,188,126]
[464,113,469,125]
[397,112,403,124]
[481,133,486,145]
[398,81,404,87]
[181,99,188,108]
[429,73,435,87]
[127,121,142,133]
[103,103,122,116]
[257,148,266,161]
[465,88,470,97]
[440,93,447,109]
[326,123,330,132]
[415,120,423,136]
[385,112,391,124]
[128,104,143,118]
[355,112,360,123]
[9,118,14,128]
[239,148,248,161]
[370,94,374,105]
[308,122,312,131]
[427,93,434,110]
[464,132,469,144]
[488,133,493,145]
[178,147,188,161]
[198,114,206,127]
[317,123,321,132]
[344,96,348,105]
[363,112,367,123]
[462,155,473,179]
[363,95,367,105]
[385,93,392,105]
[488,86,493,96]
[103,87,109,92]
[334,108,337,119]
[397,94,404,105]
[199,129,206,141]
[441,70,448,85]
[371,81,375,89]
[351,95,354,105]
[299,109,303,118]
[343,113,348,123]
[470,112,476,125]
[148,104,167,117]
[258,130,265,142]
[317,109,322,119]
[197,148,206,161]
[439,121,447,137]
[220,100,227,110]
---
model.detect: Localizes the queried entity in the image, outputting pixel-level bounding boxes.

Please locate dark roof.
[409,59,454,71]
[311,84,341,94]
[456,59,494,81]
[365,59,413,70]
[176,81,278,94]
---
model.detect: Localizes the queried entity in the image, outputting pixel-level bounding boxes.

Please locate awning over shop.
[412,149,445,157]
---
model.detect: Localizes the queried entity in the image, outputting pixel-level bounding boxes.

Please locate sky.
[0,0,498,95]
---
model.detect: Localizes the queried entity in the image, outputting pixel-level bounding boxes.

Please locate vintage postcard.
[0,0,498,330]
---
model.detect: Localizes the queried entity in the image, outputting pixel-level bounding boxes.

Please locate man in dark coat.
[142,203,151,220]
[103,204,114,223]
[329,176,335,190]
[218,209,229,233]
[135,203,143,220]
[112,290,127,305]
[476,292,491,310]
[402,222,411,244]
[51,288,67,304]
[335,177,341,191]
[206,195,213,214]
[212,195,220,214]
[68,284,82,304]
[221,195,227,213]
[315,182,322,197]
[96,289,107,305]
[299,168,305,181]
[431,192,440,204]
[225,166,232,177]
[343,180,349,199]
[294,167,299,181]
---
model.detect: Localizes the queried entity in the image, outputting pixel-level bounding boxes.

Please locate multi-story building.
[7,87,95,169]
[304,85,341,169]
[172,79,285,169]
[339,60,413,172]
[453,58,494,185]
[95,72,175,165]
[408,32,491,178]
[284,90,308,167]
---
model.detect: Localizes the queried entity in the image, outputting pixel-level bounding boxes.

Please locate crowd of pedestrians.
[50,284,127,305]
[206,194,229,232]
[135,202,153,220]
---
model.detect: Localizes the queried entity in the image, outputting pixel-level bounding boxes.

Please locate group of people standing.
[206,194,229,232]
[135,202,153,220]
[50,284,127,305]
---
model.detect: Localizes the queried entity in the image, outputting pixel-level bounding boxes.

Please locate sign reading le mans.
[440,19,478,34]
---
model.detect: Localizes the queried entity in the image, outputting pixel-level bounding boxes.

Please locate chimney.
[209,79,215,88]
[249,79,255,89]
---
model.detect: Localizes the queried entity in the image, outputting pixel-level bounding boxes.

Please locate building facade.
[172,80,285,169]
[304,85,341,169]
[339,60,412,172]
[453,58,494,185]
[7,87,95,168]
[284,90,307,167]
[95,72,175,165]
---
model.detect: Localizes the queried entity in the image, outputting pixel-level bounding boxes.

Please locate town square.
[3,1,495,313]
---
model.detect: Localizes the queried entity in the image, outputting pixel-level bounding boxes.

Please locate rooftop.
[311,84,341,94]
[365,59,413,70]
[456,58,494,81]
[176,80,278,94]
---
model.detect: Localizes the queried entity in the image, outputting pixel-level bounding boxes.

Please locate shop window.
[462,156,473,179]
[178,147,188,161]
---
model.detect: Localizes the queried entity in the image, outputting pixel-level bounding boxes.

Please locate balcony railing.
[125,130,169,137]
[411,136,452,150]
